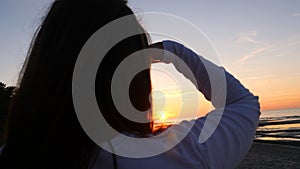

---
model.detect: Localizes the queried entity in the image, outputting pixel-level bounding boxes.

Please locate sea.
[154,108,300,145]
[256,108,300,145]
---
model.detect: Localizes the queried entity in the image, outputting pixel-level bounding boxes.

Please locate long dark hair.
[0,0,151,168]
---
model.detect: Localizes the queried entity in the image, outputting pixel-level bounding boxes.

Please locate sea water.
[256,108,300,143]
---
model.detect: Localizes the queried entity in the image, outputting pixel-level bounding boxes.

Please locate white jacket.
[90,41,260,169]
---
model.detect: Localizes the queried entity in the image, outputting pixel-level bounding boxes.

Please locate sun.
[159,113,167,122]
[153,111,164,121]
[153,111,168,123]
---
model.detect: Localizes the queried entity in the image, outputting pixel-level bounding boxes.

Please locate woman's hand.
[148,42,164,64]
[149,42,163,49]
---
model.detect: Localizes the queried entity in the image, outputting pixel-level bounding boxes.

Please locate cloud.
[287,40,300,46]
[236,31,258,44]
[244,74,274,80]
[292,12,300,17]
[234,46,271,65]
[270,90,300,97]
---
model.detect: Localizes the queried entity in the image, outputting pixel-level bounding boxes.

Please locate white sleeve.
[162,40,260,169]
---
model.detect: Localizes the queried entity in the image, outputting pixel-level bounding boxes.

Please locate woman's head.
[0,0,152,168]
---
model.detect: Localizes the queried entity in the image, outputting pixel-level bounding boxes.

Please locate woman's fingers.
[148,42,167,63]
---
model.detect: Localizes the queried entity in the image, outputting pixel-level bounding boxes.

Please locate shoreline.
[253,139,300,147]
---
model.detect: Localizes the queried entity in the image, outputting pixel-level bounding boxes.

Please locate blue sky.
[0,0,299,109]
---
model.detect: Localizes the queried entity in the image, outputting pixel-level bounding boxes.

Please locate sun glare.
[159,113,167,122]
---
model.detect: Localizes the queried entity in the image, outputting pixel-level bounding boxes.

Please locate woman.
[0,0,151,168]
[0,0,260,169]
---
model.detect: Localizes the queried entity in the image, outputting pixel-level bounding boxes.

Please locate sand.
[237,142,300,169]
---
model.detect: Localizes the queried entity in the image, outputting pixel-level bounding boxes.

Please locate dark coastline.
[254,139,300,147]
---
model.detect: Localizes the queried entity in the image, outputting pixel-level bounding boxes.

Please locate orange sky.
[151,63,214,122]
[151,63,300,122]
[237,73,300,110]
[0,0,299,124]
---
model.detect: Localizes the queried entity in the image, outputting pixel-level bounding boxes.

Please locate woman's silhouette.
[0,0,260,169]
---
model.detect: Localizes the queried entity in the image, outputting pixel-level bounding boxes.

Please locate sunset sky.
[0,0,299,122]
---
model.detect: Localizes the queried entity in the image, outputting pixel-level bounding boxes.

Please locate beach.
[237,142,300,169]
[237,109,300,168]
